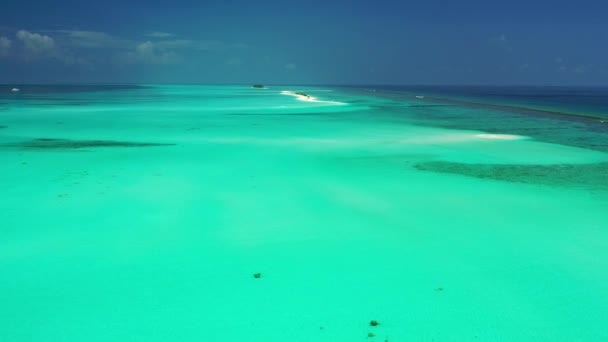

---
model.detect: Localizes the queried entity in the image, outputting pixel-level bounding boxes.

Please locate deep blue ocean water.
[372,85,608,119]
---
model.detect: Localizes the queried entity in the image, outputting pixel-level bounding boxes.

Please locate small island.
[252,84,266,89]
[294,92,311,98]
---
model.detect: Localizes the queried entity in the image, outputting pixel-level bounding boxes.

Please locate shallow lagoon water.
[1,85,608,341]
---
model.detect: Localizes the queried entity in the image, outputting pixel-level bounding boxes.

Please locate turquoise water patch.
[1,85,607,341]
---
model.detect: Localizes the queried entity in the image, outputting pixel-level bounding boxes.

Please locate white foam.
[475,134,525,140]
[395,132,528,145]
[200,132,527,148]
[280,91,346,105]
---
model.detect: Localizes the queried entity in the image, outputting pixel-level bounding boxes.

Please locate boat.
[11,88,20,92]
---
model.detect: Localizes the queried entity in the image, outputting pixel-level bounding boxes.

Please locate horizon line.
[2,83,608,88]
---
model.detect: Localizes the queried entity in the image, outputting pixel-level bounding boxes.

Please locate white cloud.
[0,36,11,56]
[119,41,181,65]
[194,40,246,51]
[115,37,243,65]
[115,38,243,65]
[146,32,174,38]
[17,30,56,54]
[54,30,128,48]
[8,28,245,67]
[154,39,193,49]
[15,30,87,65]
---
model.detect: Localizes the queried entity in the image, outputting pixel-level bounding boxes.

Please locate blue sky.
[1,0,607,85]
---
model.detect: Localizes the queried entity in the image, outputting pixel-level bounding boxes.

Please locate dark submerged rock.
[252,84,265,89]
[370,320,380,327]
[414,161,608,191]
[6,138,175,150]
[253,273,262,279]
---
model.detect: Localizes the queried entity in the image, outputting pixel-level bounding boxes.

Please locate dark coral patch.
[415,161,608,190]
[5,138,175,150]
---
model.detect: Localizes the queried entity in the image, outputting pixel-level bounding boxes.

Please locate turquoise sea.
[1,85,607,341]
